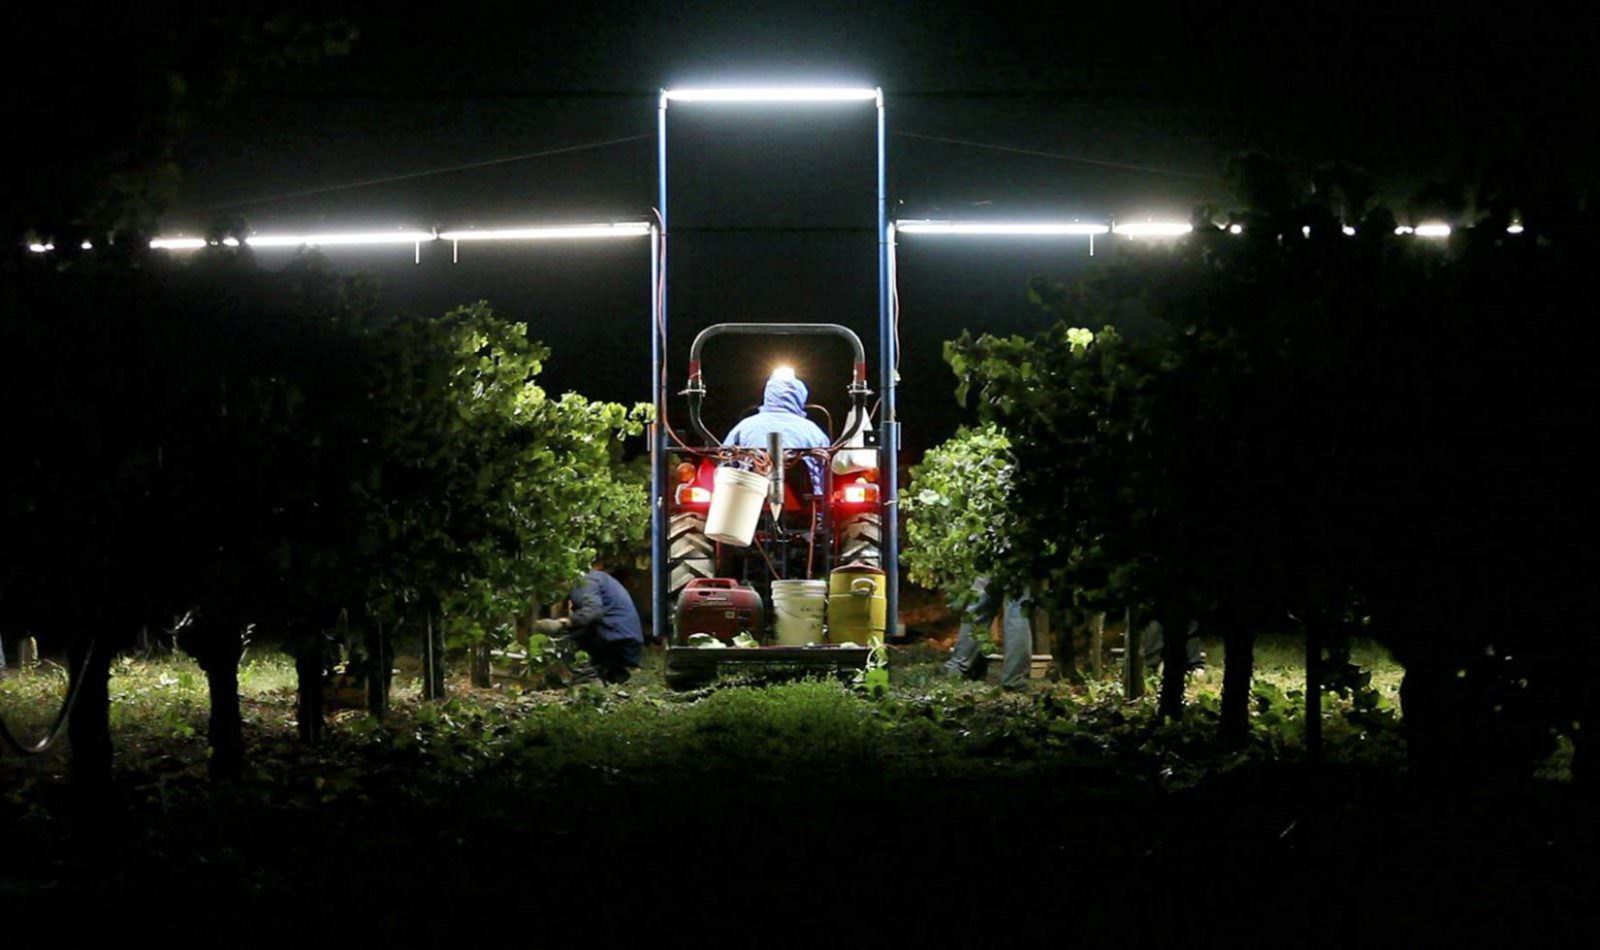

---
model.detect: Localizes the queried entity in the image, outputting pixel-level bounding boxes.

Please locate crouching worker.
[555,561,644,685]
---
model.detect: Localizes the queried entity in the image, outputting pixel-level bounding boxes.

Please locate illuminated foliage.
[902,423,1017,606]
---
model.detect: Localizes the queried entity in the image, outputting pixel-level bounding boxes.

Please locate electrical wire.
[893,130,1215,180]
[0,640,96,756]
[208,133,653,209]
[652,207,702,454]
[806,498,818,578]
[753,531,782,581]
[888,225,902,377]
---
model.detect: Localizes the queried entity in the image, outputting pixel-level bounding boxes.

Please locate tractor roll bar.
[681,322,873,448]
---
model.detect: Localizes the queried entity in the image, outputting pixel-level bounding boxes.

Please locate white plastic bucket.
[771,579,829,645]
[704,466,769,546]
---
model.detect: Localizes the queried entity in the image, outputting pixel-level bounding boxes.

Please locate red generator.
[673,578,765,645]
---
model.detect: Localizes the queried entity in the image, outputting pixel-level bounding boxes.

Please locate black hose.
[0,639,96,756]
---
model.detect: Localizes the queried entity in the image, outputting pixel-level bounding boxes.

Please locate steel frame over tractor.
[650,88,899,685]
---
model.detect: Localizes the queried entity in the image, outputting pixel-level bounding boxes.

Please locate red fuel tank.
[674,578,765,645]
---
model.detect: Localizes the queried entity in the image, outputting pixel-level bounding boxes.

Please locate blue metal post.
[876,90,900,640]
[652,93,670,642]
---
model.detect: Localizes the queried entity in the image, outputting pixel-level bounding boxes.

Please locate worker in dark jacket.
[560,563,644,684]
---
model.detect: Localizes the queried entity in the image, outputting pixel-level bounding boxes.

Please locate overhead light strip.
[663,86,879,103]
[28,220,1523,254]
[895,220,1109,235]
[137,222,652,252]
[439,223,651,241]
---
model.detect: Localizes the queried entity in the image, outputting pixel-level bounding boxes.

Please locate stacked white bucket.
[704,463,828,644]
[770,579,828,645]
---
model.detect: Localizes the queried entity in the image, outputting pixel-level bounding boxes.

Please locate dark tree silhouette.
[942,156,1598,776]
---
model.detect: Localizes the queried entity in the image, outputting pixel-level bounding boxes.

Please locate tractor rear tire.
[837,512,882,567]
[668,511,716,598]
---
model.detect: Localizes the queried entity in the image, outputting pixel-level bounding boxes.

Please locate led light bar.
[147,223,654,252]
[438,223,651,241]
[1506,223,1525,234]
[663,86,879,103]
[895,220,1109,235]
[28,239,93,251]
[1112,222,1193,237]
[1396,223,1454,238]
[243,230,435,248]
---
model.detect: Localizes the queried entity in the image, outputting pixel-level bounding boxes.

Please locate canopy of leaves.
[937,169,1599,764]
[0,248,647,659]
[902,423,1017,606]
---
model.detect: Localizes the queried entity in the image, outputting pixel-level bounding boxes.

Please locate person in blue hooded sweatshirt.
[723,366,829,496]
[552,559,644,685]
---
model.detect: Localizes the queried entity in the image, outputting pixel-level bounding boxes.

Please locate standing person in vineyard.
[943,575,1034,690]
[1141,618,1206,672]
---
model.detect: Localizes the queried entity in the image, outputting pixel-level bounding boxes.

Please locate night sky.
[31,2,1600,457]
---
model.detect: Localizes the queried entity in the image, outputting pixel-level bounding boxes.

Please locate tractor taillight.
[677,485,712,505]
[836,479,879,506]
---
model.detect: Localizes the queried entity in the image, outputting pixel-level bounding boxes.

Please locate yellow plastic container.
[827,563,886,645]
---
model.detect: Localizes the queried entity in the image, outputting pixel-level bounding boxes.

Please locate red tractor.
[659,323,884,685]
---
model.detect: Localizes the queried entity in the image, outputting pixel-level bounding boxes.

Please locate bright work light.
[244,231,435,248]
[662,87,879,103]
[1506,223,1526,234]
[771,365,797,382]
[1393,225,1451,238]
[438,224,650,241]
[1112,222,1193,237]
[148,223,654,252]
[894,221,1109,235]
